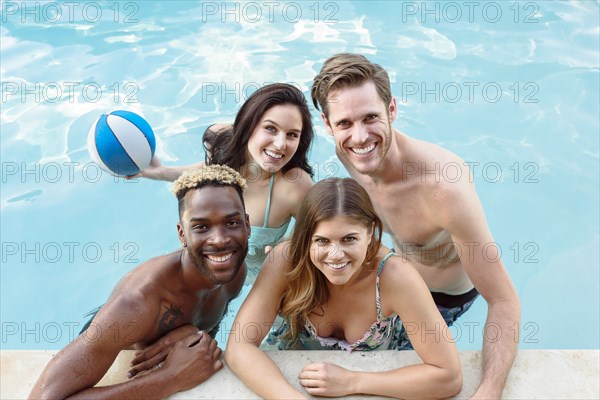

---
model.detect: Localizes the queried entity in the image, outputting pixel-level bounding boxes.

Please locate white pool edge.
[2,349,598,399]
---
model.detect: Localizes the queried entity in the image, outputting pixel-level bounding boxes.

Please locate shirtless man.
[311,53,520,399]
[29,164,251,399]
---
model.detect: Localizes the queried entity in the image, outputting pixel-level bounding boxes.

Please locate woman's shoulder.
[281,168,313,187]
[377,250,433,314]
[277,168,313,201]
[377,250,424,290]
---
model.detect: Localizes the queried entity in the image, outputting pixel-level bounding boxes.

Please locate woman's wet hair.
[279,178,383,343]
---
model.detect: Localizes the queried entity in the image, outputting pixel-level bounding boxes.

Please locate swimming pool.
[1,0,598,351]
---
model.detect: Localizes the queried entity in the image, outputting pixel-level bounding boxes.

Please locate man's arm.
[29,293,220,399]
[437,165,521,399]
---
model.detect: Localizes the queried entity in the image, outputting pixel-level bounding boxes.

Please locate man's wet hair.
[311,53,392,118]
[172,164,247,218]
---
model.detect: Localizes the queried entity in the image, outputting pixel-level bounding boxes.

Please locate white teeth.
[326,262,349,270]
[265,149,283,159]
[351,143,375,155]
[206,253,233,262]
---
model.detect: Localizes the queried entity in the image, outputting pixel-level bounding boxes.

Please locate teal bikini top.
[247,174,290,257]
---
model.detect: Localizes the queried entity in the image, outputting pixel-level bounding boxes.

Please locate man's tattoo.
[158,304,184,336]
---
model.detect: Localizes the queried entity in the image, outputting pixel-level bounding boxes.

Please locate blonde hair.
[280,178,383,344]
[311,53,392,118]
[172,164,247,217]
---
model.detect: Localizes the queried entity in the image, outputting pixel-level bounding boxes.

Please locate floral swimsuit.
[267,251,407,352]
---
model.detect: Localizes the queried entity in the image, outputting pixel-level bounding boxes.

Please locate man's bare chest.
[157,290,230,336]
[368,186,438,243]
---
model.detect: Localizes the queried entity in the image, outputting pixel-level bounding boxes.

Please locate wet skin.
[29,185,250,400]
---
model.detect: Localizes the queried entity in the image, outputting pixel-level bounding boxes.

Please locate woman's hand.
[126,154,163,180]
[299,362,355,397]
[128,324,199,378]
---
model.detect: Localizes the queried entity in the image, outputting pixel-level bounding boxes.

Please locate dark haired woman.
[133,83,314,277]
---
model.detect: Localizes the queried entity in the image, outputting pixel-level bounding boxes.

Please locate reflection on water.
[1,1,598,350]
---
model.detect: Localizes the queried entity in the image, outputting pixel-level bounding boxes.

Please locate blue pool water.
[1,1,598,351]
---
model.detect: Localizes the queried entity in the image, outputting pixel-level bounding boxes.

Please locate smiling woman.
[1,0,597,363]
[308,215,374,287]
[134,83,315,281]
[225,178,462,399]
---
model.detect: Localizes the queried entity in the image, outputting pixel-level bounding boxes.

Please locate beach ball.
[87,110,156,177]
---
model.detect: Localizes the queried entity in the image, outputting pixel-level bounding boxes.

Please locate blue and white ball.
[87,110,156,177]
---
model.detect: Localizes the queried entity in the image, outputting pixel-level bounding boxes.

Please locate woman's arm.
[225,244,306,399]
[354,256,462,399]
[299,255,462,399]
[126,155,204,181]
[128,123,233,181]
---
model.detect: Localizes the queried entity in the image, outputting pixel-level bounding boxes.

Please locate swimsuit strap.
[263,174,276,227]
[377,251,395,276]
[375,251,395,319]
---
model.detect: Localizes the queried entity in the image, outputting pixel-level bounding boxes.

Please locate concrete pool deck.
[1,350,598,399]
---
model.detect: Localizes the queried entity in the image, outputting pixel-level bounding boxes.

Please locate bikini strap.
[375,251,396,319]
[263,174,276,227]
[377,251,395,276]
